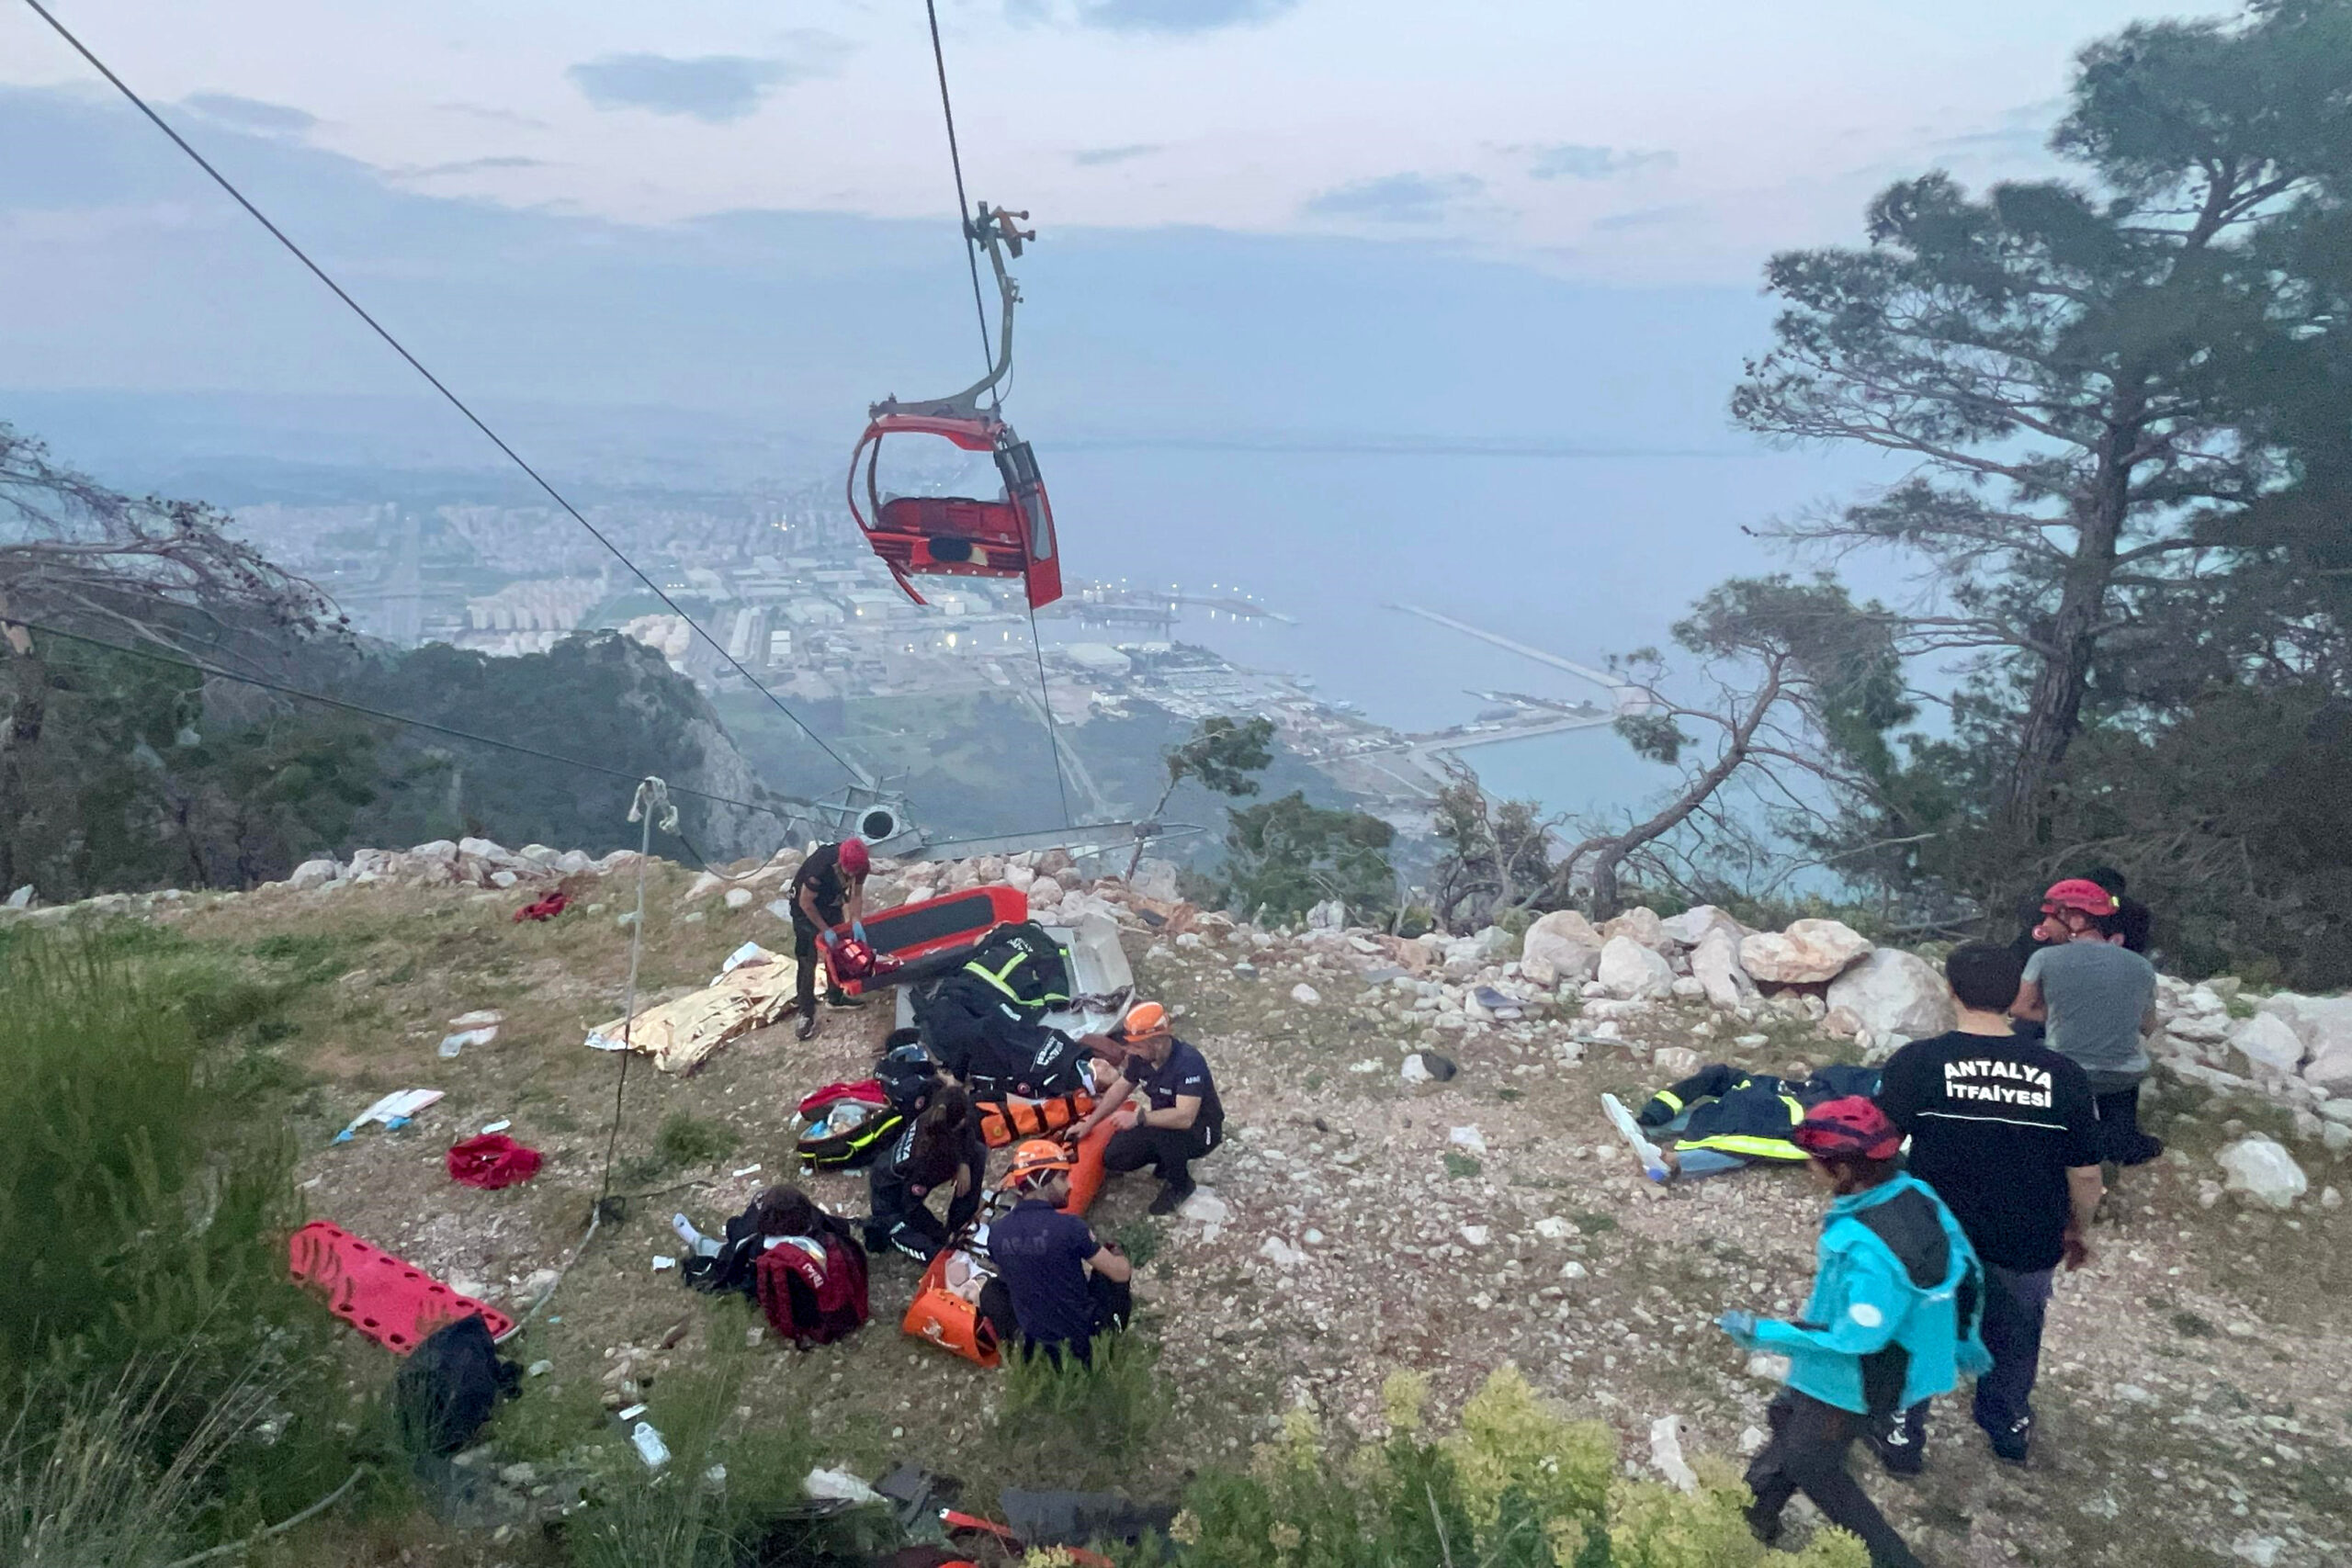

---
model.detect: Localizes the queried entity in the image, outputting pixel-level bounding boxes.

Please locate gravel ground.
[55,860,2352,1568]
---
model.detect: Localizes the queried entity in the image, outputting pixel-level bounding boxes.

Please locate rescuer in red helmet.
[1718,1097,1988,1568]
[790,837,871,1042]
[2012,878,2163,1167]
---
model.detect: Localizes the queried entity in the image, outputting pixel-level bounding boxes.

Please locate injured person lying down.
[1603,1061,1882,1184]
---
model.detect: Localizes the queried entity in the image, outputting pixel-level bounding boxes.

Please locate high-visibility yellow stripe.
[1653,1090,1687,1114]
[1679,1134,1810,1161]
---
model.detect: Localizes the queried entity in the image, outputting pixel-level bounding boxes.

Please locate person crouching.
[865,1043,986,1264]
[1067,1000,1224,1215]
[978,1140,1134,1367]
[1717,1098,1991,1568]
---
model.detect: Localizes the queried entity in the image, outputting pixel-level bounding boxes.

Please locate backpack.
[755,1226,870,1348]
[796,1096,906,1172]
[394,1314,521,1455]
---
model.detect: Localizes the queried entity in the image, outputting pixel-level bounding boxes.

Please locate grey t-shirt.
[2024,942,2155,1086]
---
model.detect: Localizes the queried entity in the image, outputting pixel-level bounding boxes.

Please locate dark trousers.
[977,1273,1132,1367]
[2093,1083,2163,1165]
[792,911,843,1019]
[1102,1122,1217,1186]
[863,1201,947,1263]
[1883,1260,2052,1456]
[1746,1391,1923,1568]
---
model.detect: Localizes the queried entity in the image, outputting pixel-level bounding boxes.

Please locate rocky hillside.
[6,842,2348,1567]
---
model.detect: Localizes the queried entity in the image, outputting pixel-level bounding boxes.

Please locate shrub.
[1142,1368,1871,1568]
[995,1334,1163,1492]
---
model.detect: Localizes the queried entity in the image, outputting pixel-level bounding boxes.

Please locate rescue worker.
[790,837,870,1042]
[2013,878,2163,1166]
[865,1045,987,1263]
[1717,1098,1990,1568]
[978,1140,1133,1366]
[1066,1000,1224,1215]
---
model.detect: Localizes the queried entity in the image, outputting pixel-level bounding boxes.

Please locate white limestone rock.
[1826,949,1957,1046]
[2217,1134,2308,1210]
[1740,919,1873,985]
[1598,935,1675,999]
[1521,909,1605,988]
[2230,1012,2306,1077]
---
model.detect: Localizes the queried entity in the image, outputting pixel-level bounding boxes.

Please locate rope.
[923,0,996,391]
[11,619,799,824]
[17,0,865,786]
[157,1467,368,1568]
[597,778,672,1204]
[1023,602,1075,827]
[920,0,1068,823]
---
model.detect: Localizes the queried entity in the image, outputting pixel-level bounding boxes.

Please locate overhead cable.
[18,0,866,785]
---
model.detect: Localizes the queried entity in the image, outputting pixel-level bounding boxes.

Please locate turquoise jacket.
[1753,1174,1993,1416]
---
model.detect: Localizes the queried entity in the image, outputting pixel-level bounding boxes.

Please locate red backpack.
[754,1226,870,1348]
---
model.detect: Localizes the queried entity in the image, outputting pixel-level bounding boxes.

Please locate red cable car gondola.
[848,204,1062,611]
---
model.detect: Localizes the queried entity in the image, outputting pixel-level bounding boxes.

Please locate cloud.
[1590,203,1702,231]
[1071,143,1164,166]
[392,156,551,180]
[437,102,551,131]
[181,93,316,136]
[1518,143,1676,181]
[566,41,848,123]
[1301,172,1483,225]
[1017,0,1301,34]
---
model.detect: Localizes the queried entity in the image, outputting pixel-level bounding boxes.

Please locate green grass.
[1444,1152,1484,1179]
[994,1333,1164,1493]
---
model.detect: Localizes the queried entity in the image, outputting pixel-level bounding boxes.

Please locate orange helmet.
[1122,999,1170,1038]
[1004,1139,1075,1190]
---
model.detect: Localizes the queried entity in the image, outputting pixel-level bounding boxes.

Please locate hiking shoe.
[1148,1178,1196,1216]
[1601,1093,1671,1183]
[795,1012,820,1042]
[1742,1502,1784,1549]
[1984,1415,2032,1465]
[1869,1416,1926,1478]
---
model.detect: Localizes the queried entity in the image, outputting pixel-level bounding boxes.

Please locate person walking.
[1067,1000,1224,1214]
[2012,879,2163,1166]
[1874,942,2103,1469]
[790,837,870,1042]
[1718,1099,1989,1568]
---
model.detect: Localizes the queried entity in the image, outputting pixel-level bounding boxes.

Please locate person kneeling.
[865,1044,987,1264]
[1718,1099,1990,1568]
[1068,1000,1224,1215]
[978,1140,1133,1367]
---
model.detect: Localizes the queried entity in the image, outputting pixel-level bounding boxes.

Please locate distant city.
[227,482,1617,813]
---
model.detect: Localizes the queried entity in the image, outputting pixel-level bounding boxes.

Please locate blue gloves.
[1715,1310,1760,1348]
[851,919,870,944]
[819,928,839,949]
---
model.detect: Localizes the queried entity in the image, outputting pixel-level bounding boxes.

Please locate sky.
[0,0,2200,818]
[0,0,2168,288]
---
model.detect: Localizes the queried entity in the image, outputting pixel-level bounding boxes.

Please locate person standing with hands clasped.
[1874,942,2102,1470]
[789,837,870,1042]
[1718,1099,1989,1568]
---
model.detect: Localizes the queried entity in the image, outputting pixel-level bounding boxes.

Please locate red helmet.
[2041,878,2118,918]
[836,838,871,877]
[1791,1096,1904,1161]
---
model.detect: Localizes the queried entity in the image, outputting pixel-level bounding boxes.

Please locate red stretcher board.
[288,1220,514,1352]
[822,886,1030,996]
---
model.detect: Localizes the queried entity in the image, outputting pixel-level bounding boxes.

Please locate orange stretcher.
[288,1220,514,1352]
